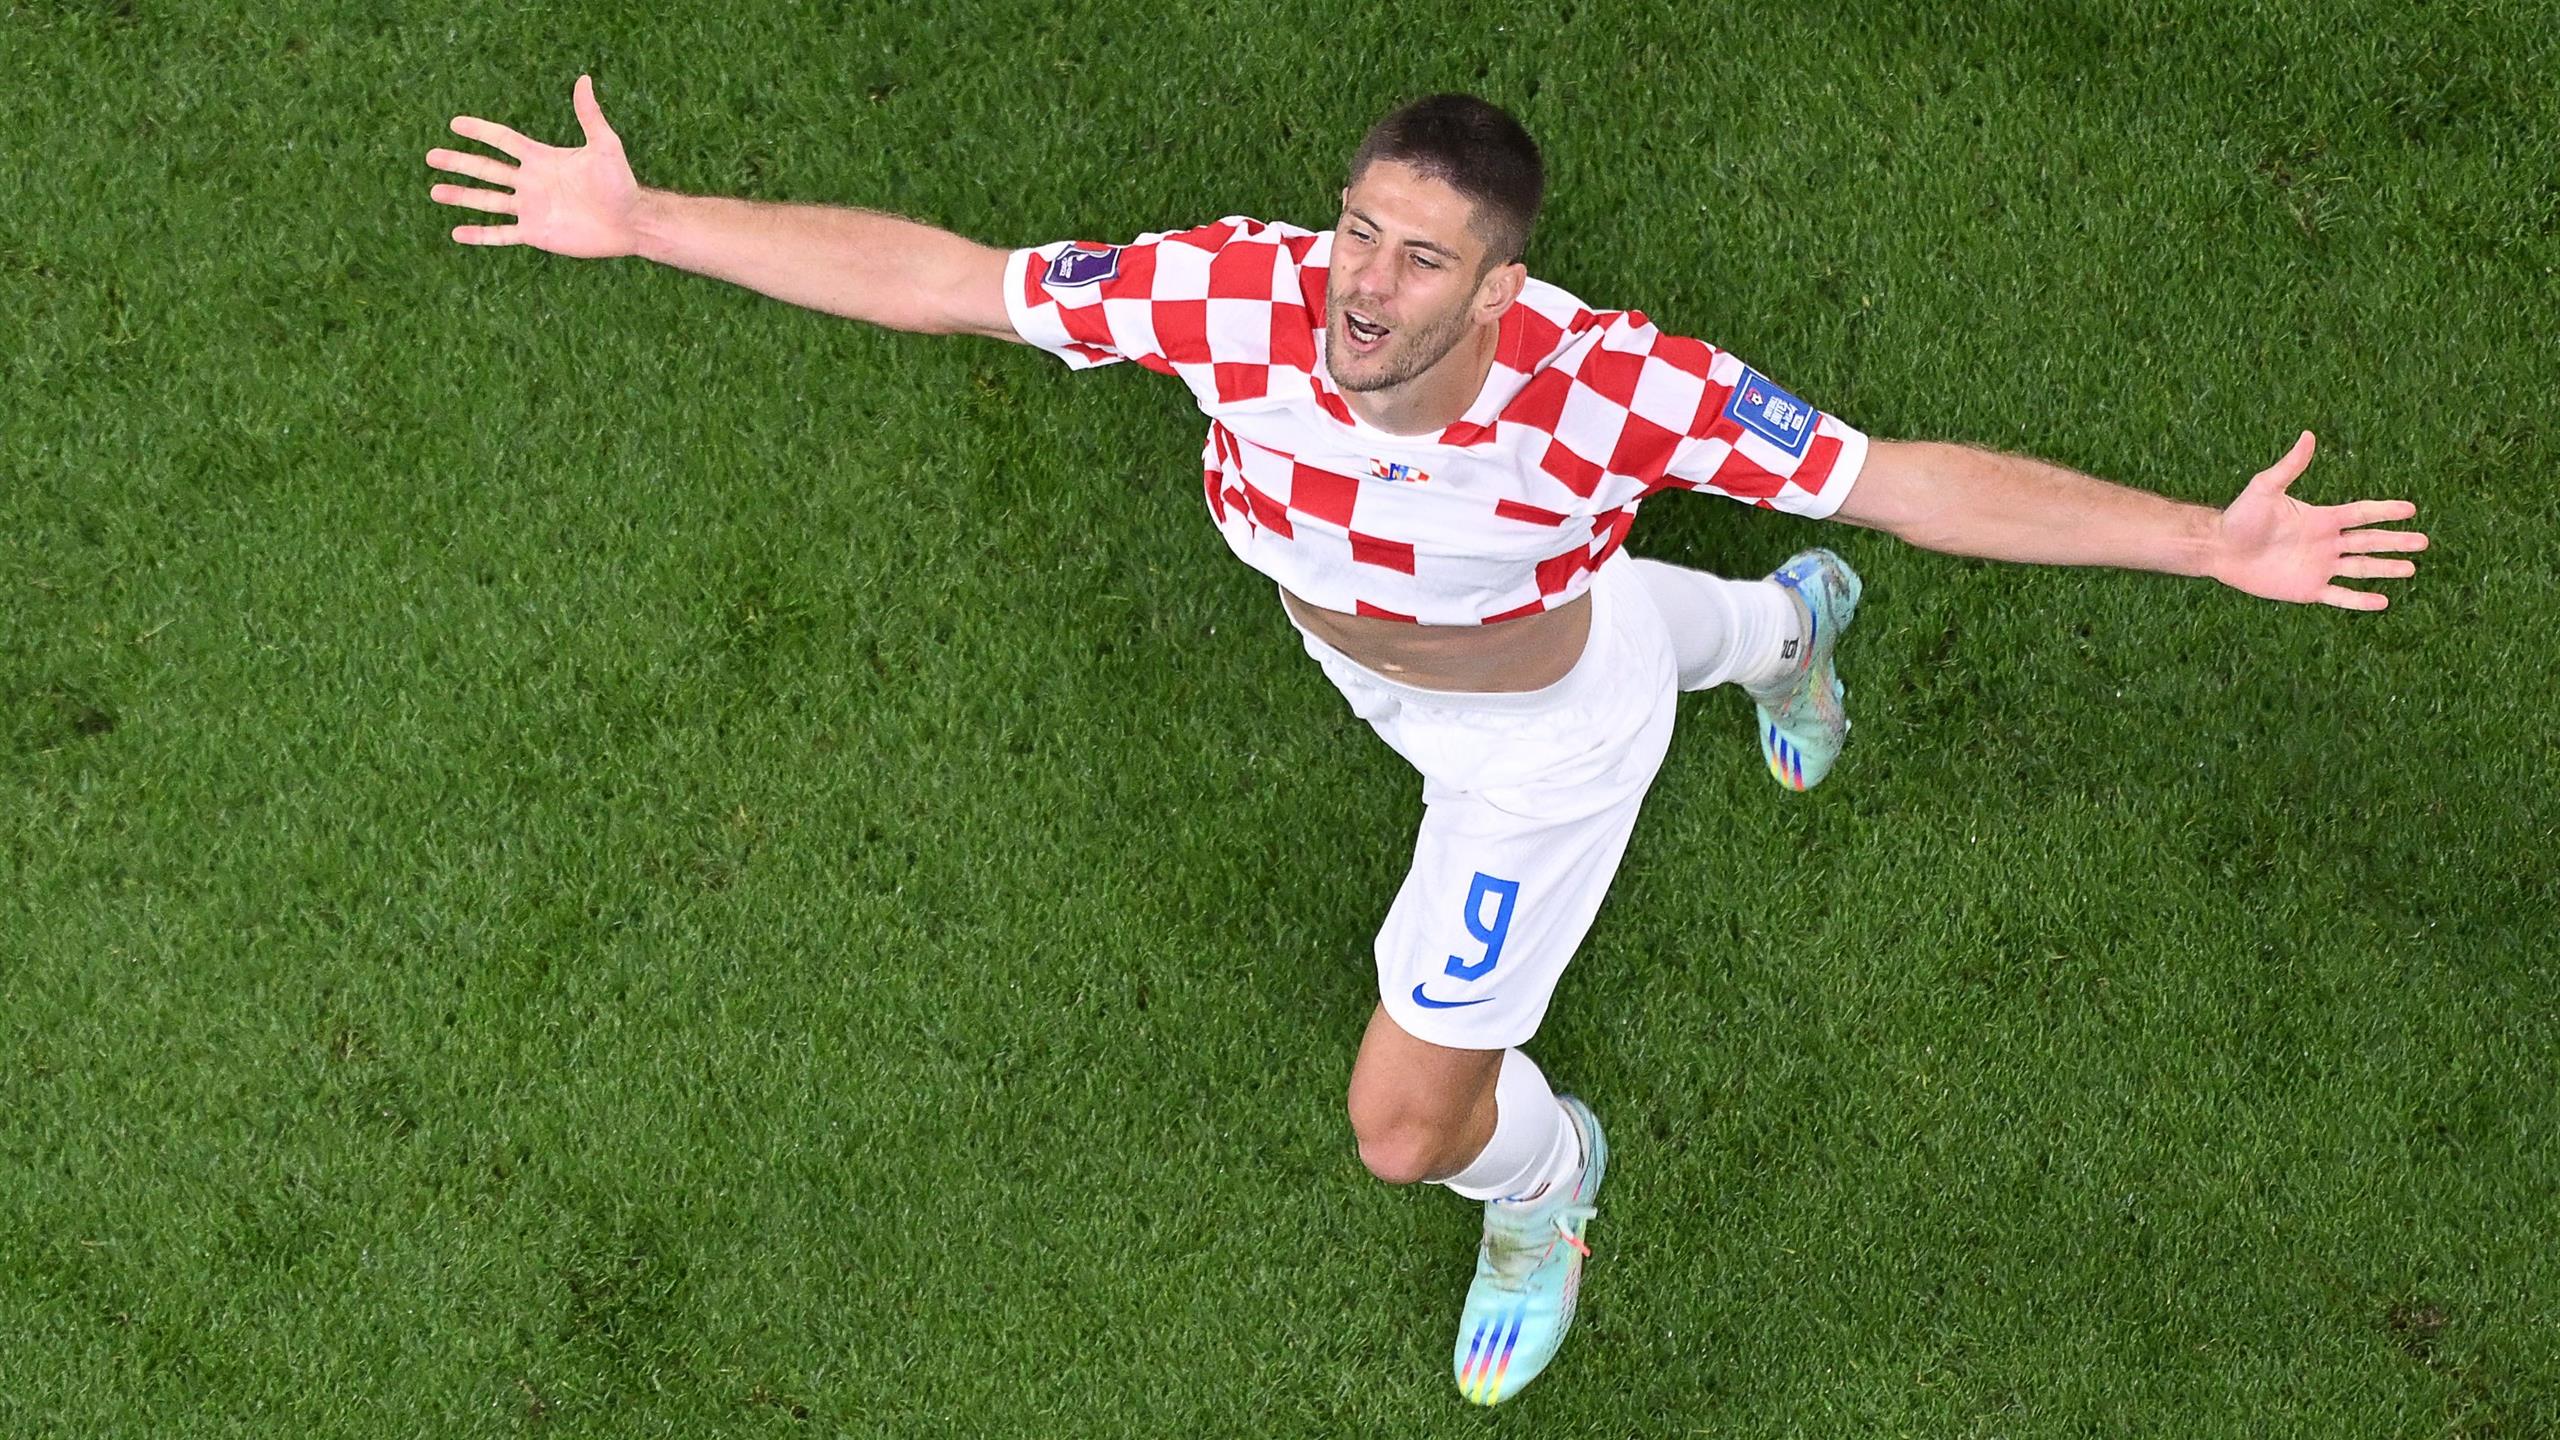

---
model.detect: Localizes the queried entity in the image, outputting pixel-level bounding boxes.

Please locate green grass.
[6,0,2556,1434]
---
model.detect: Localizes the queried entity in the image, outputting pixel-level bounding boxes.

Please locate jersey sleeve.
[1002,217,1324,388]
[1560,310,1863,518]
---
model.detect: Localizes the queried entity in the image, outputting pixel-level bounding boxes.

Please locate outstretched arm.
[1833,433,2428,611]
[426,75,1017,340]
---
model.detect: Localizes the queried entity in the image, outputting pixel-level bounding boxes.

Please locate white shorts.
[1287,557,1680,1050]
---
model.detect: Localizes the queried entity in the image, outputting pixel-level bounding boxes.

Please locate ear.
[1474,259,1526,321]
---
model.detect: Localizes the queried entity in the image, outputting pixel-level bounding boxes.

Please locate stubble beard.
[1328,294,1471,395]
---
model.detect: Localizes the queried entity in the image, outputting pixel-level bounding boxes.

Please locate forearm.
[1859,440,2223,579]
[630,190,998,333]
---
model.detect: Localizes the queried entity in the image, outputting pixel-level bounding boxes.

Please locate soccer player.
[429,80,2426,1405]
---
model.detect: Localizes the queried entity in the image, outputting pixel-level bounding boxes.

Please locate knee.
[1356,1127,1444,1187]
[1347,1094,1462,1187]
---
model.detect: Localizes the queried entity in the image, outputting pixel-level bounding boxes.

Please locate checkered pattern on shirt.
[1004,217,1869,625]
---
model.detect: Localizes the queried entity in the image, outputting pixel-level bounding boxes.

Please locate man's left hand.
[2211,431,2428,611]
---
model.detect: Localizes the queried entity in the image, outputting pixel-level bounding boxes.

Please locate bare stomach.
[1282,589,1592,693]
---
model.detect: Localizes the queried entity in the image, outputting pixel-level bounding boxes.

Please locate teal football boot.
[1747,548,1863,791]
[1453,1097,1607,1406]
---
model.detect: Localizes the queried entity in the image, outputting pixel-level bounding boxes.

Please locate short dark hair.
[1346,94,1544,269]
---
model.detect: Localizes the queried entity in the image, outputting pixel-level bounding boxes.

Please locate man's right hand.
[428,75,641,258]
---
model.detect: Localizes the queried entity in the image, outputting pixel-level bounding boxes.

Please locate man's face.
[1325,160,1510,395]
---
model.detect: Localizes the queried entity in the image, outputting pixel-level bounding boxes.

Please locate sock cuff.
[1441,1049,1578,1202]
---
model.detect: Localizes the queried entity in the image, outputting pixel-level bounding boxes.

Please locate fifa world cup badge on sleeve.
[1723,366,1816,459]
[1045,244,1121,288]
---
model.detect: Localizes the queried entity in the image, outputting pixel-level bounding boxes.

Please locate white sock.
[1441,1049,1583,1203]
[1627,557,1804,692]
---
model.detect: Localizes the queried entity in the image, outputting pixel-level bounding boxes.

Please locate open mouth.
[1344,311,1392,353]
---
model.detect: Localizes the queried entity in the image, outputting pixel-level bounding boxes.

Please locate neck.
[1342,321,1501,437]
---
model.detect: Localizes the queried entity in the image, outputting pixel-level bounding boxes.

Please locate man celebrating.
[429,80,2425,1405]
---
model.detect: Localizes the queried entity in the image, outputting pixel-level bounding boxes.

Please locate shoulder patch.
[1722,366,1816,458]
[1044,245,1121,289]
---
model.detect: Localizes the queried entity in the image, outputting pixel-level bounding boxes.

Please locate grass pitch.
[6,1,2556,1435]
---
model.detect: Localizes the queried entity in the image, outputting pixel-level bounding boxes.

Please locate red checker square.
[1504,370,1574,435]
[1348,531,1417,574]
[1651,333,1716,380]
[1590,509,1636,568]
[1687,383,1744,442]
[1270,304,1317,372]
[1494,498,1570,527]
[1354,600,1417,622]
[1538,437,1606,499]
[1580,346,1646,406]
[1314,389,1357,427]
[1607,413,1682,483]
[1170,220,1239,251]
[1152,299,1210,366]
[1204,469,1226,520]
[1504,306,1565,369]
[1534,547,1589,596]
[1241,479,1295,537]
[1208,240,1277,301]
[1484,597,1548,624]
[1103,241,1157,300]
[1214,363,1270,403]
[1707,453,1787,502]
[1797,432,1844,493]
[1065,342,1114,366]
[1288,462,1358,526]
[1059,300,1114,352]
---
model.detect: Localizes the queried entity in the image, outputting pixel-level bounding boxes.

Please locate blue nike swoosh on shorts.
[1411,983,1495,1010]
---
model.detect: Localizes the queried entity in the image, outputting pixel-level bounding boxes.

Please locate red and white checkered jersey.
[1003,217,1868,625]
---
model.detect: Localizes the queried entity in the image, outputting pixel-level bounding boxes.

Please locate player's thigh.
[1373,768,1658,1053]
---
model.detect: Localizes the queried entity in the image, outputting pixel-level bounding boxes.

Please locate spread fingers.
[449,115,541,159]
[426,147,516,186]
[431,184,517,216]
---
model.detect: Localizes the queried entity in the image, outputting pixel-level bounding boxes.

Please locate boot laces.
[1483,1203,1598,1286]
